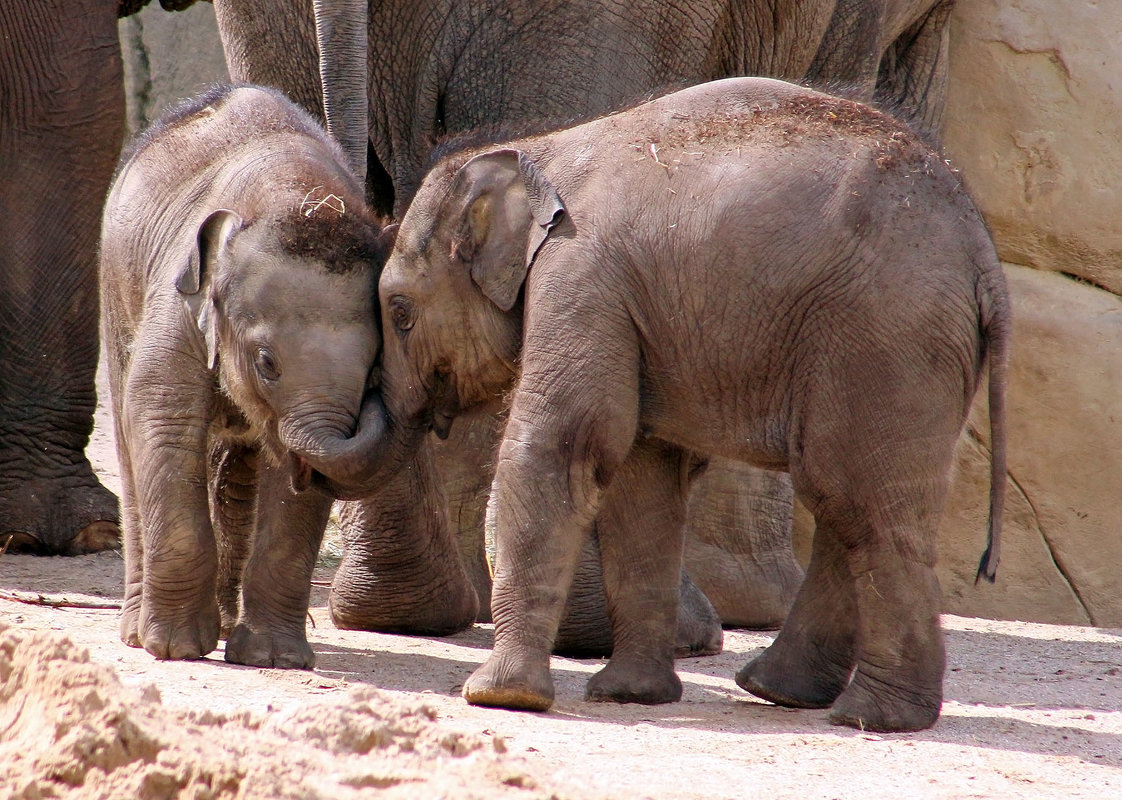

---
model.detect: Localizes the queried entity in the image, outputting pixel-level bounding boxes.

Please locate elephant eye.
[254,347,280,382]
[389,296,415,332]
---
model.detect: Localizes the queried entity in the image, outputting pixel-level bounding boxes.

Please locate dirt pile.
[0,624,554,800]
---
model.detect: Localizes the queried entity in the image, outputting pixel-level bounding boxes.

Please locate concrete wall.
[118,1,228,134]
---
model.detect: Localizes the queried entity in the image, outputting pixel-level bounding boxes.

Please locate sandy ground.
[1,366,1121,799]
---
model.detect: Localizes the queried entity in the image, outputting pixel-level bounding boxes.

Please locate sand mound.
[0,624,552,799]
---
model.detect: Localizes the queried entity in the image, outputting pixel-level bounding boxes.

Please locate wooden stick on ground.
[0,589,122,610]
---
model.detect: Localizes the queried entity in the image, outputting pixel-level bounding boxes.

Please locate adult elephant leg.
[683,460,804,629]
[430,406,505,622]
[329,442,479,634]
[225,459,330,670]
[0,1,120,554]
[874,0,954,147]
[208,441,258,637]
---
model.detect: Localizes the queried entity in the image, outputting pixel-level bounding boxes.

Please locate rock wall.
[943,0,1122,293]
[939,1,1122,626]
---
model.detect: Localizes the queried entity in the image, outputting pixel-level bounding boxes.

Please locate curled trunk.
[285,394,429,500]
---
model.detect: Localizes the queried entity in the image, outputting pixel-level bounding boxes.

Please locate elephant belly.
[639,381,790,472]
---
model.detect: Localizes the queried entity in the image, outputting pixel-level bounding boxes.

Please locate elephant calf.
[368,76,1010,732]
[100,85,390,668]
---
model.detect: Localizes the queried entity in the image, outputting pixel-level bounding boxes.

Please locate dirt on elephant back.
[1,363,1121,799]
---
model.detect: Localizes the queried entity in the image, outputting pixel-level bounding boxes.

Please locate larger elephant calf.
[99,85,391,667]
[367,76,1010,733]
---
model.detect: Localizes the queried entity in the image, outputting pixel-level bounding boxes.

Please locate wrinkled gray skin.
[373,78,1010,732]
[0,0,194,556]
[214,0,957,650]
[809,0,956,147]
[100,85,397,668]
[213,0,837,653]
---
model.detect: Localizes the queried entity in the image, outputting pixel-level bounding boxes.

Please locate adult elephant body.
[216,0,836,218]
[0,0,199,555]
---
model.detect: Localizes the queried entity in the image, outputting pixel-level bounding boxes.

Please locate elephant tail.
[975,266,1011,584]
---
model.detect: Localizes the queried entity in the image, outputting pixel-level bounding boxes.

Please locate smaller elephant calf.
[370,76,1010,732]
[100,85,390,668]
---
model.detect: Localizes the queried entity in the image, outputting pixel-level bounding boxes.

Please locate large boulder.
[937,265,1122,627]
[943,0,1122,293]
[936,1,1122,624]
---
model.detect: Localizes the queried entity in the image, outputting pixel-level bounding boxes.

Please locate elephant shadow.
[307,621,1122,773]
[567,624,1122,771]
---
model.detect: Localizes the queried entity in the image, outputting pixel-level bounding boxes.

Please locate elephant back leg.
[683,460,804,629]
[0,0,121,554]
[740,377,961,732]
[208,441,259,636]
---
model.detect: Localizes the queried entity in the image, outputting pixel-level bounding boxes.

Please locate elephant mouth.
[429,370,459,440]
[288,452,314,493]
[431,409,455,440]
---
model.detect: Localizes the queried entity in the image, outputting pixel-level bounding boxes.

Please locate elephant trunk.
[282,394,428,500]
[313,0,368,182]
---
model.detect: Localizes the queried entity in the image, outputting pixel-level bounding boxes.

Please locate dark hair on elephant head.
[273,206,390,276]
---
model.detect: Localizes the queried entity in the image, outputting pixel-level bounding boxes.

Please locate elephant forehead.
[227,256,375,323]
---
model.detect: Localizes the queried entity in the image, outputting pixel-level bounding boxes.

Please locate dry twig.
[0,589,121,610]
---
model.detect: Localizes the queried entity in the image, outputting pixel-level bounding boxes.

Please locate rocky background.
[117,0,1121,627]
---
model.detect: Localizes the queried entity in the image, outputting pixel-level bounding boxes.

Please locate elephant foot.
[735,642,852,710]
[225,623,315,670]
[137,599,221,661]
[462,654,554,712]
[120,596,141,648]
[675,573,723,658]
[0,471,119,555]
[828,670,942,732]
[585,657,682,705]
[329,546,478,635]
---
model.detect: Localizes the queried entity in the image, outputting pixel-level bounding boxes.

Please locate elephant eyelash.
[389,296,416,332]
[254,347,281,381]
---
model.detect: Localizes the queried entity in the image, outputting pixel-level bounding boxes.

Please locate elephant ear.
[176,209,243,370]
[450,149,566,312]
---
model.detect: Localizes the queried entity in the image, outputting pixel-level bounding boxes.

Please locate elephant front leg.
[462,416,612,711]
[584,440,689,705]
[226,460,331,669]
[127,362,220,660]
